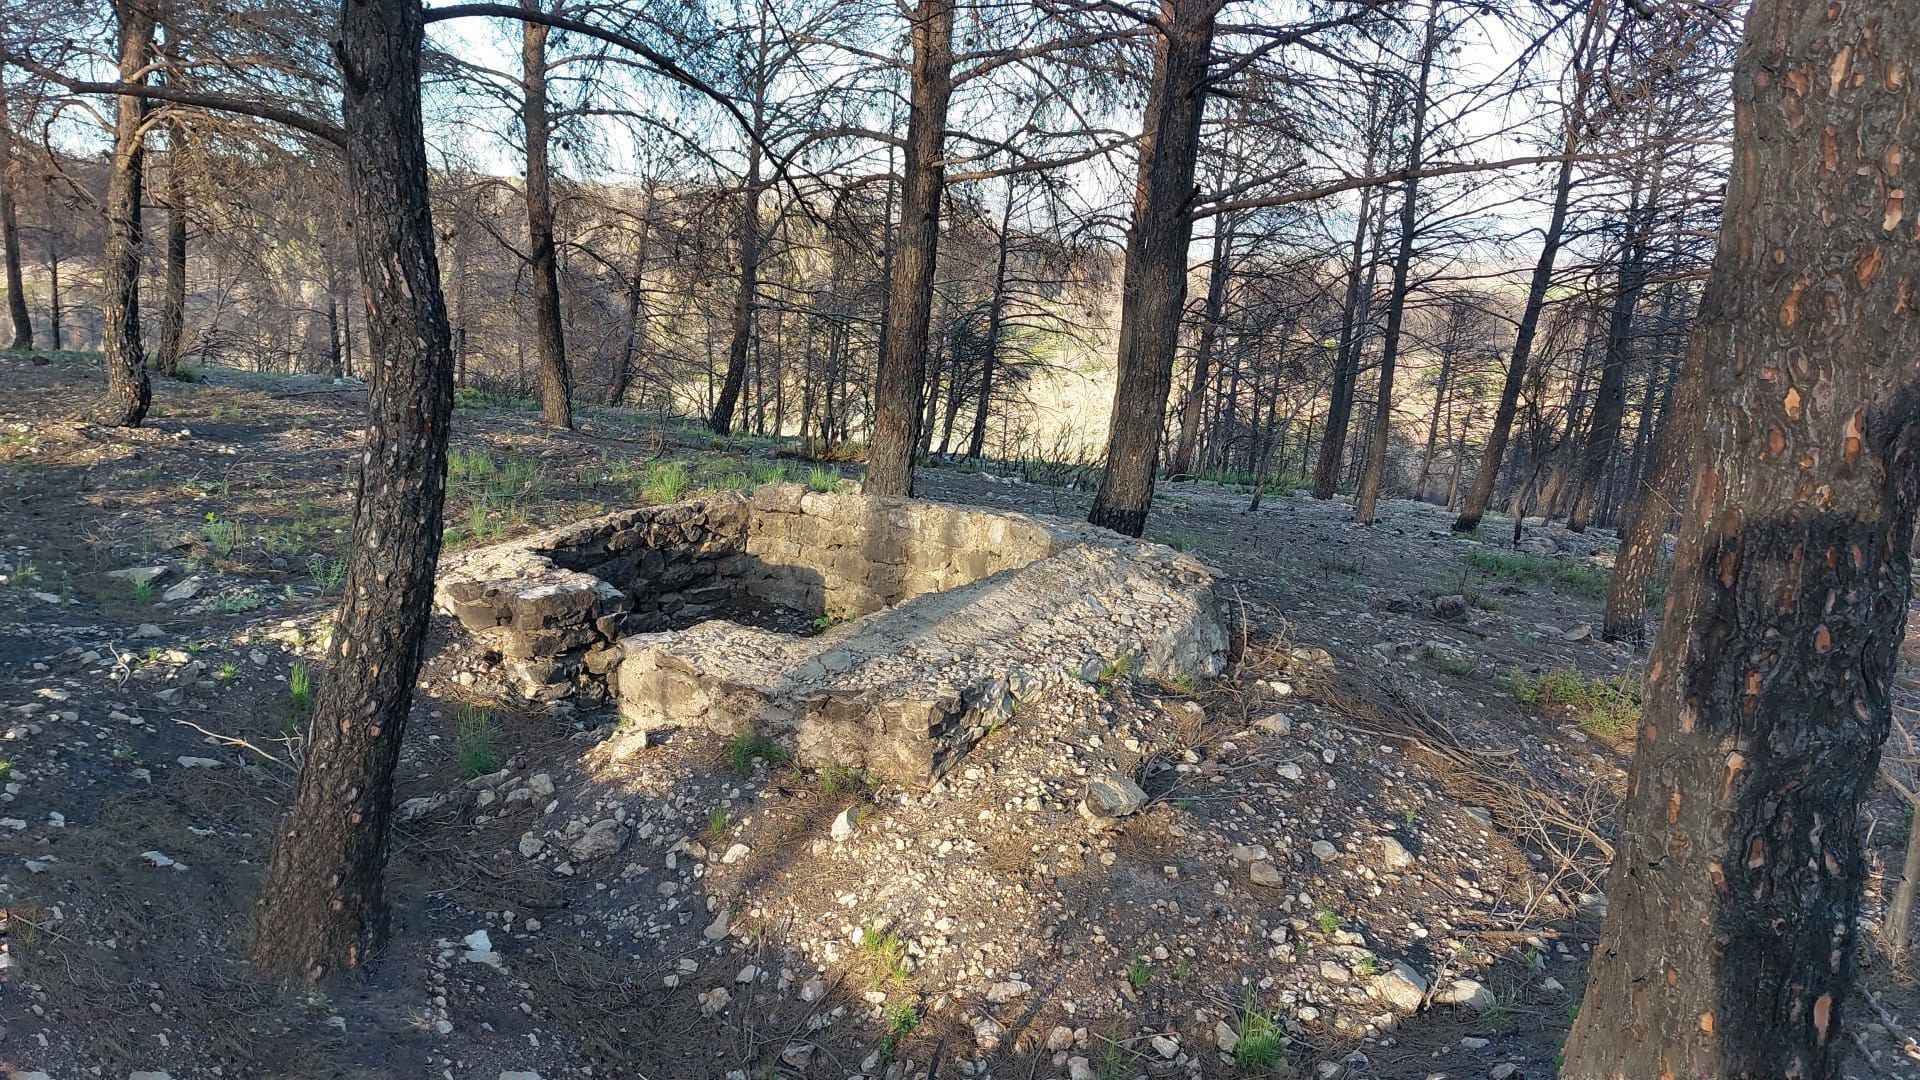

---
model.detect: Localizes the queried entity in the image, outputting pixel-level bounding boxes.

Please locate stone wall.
[437,484,1233,781]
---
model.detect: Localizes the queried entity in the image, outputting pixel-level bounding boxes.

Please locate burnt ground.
[1,354,1918,1079]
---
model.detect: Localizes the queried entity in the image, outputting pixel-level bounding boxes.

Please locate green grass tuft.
[453,706,501,778]
[1465,548,1609,598]
[723,732,789,777]
[1508,666,1642,739]
[288,662,313,711]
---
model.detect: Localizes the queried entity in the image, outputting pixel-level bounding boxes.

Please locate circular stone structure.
[435,483,1230,783]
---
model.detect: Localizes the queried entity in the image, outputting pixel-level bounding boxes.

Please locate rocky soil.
[3,356,1919,1079]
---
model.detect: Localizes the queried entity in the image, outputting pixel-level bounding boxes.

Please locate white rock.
[1046,1025,1076,1052]
[109,566,169,588]
[1368,962,1428,1013]
[1067,1058,1096,1080]
[1433,977,1495,1011]
[703,909,732,941]
[1215,1020,1239,1053]
[985,979,1031,1003]
[1311,839,1339,860]
[1150,1034,1179,1059]
[1248,861,1283,887]
[1078,774,1148,827]
[721,842,750,865]
[568,818,630,862]
[736,965,759,984]
[1229,843,1270,864]
[1376,835,1415,871]
[500,1072,543,1080]
[161,576,203,602]
[1255,713,1292,736]
[831,804,861,842]
[528,773,554,797]
[1276,763,1304,782]
[139,850,185,870]
[1491,1065,1518,1080]
[176,756,222,768]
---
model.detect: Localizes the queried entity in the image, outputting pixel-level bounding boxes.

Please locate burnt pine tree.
[0,65,31,352]
[865,0,955,497]
[1088,0,1215,536]
[521,0,573,430]
[252,0,457,980]
[1561,0,1920,1073]
[1352,0,1439,526]
[99,0,154,426]
[153,116,189,378]
[1452,0,1605,532]
[1602,348,1697,644]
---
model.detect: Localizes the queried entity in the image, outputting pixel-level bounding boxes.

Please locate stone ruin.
[435,484,1230,784]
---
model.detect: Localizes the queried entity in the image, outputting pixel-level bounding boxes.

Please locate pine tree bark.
[1562,0,1920,1072]
[1087,0,1215,535]
[252,0,455,983]
[520,0,571,430]
[711,125,764,434]
[98,0,153,426]
[0,68,31,352]
[153,119,188,377]
[1353,0,1439,525]
[865,0,954,497]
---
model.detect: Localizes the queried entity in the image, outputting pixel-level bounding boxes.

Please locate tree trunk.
[45,243,60,352]
[520,0,571,430]
[1562,2,1920,1072]
[252,0,456,983]
[1453,0,1604,531]
[1087,0,1215,536]
[1416,301,1463,502]
[1602,350,1698,644]
[153,119,188,377]
[1310,144,1379,500]
[1566,181,1654,531]
[98,0,153,426]
[0,67,31,352]
[710,129,764,435]
[865,0,954,497]
[1168,221,1233,478]
[1353,0,1439,526]
[609,207,650,406]
[966,181,1014,461]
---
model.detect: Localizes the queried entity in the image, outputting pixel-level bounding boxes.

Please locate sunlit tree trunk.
[866,0,954,496]
[253,0,455,983]
[1310,137,1380,501]
[1563,1,1920,1072]
[1088,0,1215,536]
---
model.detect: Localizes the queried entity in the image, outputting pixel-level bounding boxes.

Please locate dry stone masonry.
[436,484,1230,783]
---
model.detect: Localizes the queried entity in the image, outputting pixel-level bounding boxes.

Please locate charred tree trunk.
[1602,353,1698,645]
[1353,0,1439,526]
[1566,182,1655,531]
[98,0,153,426]
[1087,0,1215,536]
[967,182,1014,461]
[1453,0,1604,532]
[45,243,60,351]
[153,119,188,377]
[1168,221,1233,478]
[608,212,649,406]
[520,0,571,430]
[865,0,954,497]
[1310,145,1379,500]
[252,0,456,983]
[1562,2,1920,1072]
[0,69,30,352]
[711,127,764,435]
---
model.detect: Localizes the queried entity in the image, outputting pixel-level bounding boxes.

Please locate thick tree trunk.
[153,120,188,377]
[0,70,31,352]
[1453,0,1604,531]
[1168,222,1233,478]
[1601,356,1697,644]
[1353,0,1439,525]
[520,0,571,430]
[252,0,455,983]
[1087,0,1215,536]
[98,0,153,426]
[1562,2,1920,1073]
[865,0,954,497]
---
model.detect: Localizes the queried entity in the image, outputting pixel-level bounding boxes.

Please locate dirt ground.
[3,355,1919,1079]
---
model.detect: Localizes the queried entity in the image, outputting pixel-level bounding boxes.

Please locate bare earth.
[3,355,1918,1079]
